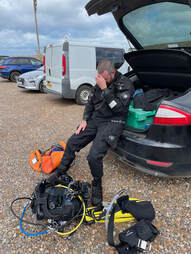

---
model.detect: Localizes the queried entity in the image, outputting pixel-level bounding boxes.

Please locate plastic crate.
[126,104,156,130]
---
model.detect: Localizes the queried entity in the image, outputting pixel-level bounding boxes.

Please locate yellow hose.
[55,185,86,236]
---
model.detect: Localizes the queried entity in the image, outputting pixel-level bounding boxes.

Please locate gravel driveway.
[0,77,191,254]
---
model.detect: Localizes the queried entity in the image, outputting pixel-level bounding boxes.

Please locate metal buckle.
[137,239,152,252]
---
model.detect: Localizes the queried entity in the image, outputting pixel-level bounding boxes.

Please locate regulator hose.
[11,185,86,237]
[20,204,48,236]
[55,185,86,236]
[10,197,47,227]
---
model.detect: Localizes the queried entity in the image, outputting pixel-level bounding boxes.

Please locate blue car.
[0,57,42,82]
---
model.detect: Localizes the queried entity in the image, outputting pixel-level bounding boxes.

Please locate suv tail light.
[62,55,66,76]
[146,160,172,167]
[153,105,191,125]
[43,56,46,73]
[0,66,7,69]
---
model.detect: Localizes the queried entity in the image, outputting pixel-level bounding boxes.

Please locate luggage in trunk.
[126,102,156,130]
[124,49,191,131]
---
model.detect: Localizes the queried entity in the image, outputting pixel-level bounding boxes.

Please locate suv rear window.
[122,2,191,49]
[30,58,42,65]
[8,58,31,64]
[96,47,124,69]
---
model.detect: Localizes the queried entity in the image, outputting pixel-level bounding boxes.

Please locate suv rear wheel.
[9,71,21,82]
[75,85,92,105]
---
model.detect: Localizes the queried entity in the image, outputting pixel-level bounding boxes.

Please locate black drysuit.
[59,71,134,180]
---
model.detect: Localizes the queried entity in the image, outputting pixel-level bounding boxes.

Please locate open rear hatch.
[124,49,191,131]
[85,0,190,50]
[124,49,191,90]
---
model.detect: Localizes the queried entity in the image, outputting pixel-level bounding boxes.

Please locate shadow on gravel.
[46,96,82,107]
[113,154,191,189]
[131,167,191,188]
[0,79,12,83]
[20,90,40,94]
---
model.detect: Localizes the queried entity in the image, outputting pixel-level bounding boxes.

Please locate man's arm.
[102,76,135,113]
[82,89,94,121]
[76,120,87,135]
[76,89,95,135]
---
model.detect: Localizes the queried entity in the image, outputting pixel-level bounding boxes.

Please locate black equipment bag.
[117,195,155,222]
[107,196,159,254]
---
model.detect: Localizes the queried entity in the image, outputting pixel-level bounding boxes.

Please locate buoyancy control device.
[10,175,159,252]
[11,174,91,236]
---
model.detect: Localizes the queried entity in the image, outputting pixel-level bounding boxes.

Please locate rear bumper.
[114,146,191,177]
[114,128,191,177]
[0,72,9,79]
[45,87,61,95]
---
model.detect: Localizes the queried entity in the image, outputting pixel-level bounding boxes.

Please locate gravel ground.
[0,77,191,254]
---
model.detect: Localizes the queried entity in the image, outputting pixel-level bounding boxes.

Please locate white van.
[44,40,129,104]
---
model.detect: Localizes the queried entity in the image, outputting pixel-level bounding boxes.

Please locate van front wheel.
[75,85,92,105]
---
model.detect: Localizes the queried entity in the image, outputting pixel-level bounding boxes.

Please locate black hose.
[10,197,48,227]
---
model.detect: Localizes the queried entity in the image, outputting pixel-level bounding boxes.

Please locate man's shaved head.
[97,59,115,75]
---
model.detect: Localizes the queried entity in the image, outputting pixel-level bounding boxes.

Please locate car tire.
[39,81,46,93]
[75,85,92,105]
[9,71,21,82]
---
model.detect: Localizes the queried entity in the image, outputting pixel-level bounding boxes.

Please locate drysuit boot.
[56,164,69,175]
[46,163,68,184]
[47,169,72,186]
[91,179,103,206]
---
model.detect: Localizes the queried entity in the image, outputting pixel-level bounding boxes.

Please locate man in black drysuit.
[49,60,134,206]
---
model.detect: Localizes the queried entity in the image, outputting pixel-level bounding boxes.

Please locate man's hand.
[76,120,87,135]
[96,74,107,90]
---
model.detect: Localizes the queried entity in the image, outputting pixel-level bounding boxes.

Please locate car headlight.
[28,78,35,82]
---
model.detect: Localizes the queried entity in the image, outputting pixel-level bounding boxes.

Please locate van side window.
[96,47,124,69]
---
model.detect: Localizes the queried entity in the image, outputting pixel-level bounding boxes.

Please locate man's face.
[101,70,115,84]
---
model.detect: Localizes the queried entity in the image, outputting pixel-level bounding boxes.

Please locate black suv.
[86,0,191,177]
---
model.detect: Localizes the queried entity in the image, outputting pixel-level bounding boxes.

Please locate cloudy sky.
[0,0,128,56]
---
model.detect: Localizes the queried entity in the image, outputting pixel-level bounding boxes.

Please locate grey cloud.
[0,0,122,55]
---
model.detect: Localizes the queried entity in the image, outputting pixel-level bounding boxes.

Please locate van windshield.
[122,2,191,49]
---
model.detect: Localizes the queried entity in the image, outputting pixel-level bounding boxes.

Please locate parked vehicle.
[0,57,42,82]
[0,56,9,64]
[17,66,45,93]
[86,0,191,177]
[44,40,129,105]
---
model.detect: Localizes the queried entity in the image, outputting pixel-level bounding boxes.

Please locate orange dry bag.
[30,142,66,174]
